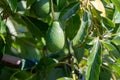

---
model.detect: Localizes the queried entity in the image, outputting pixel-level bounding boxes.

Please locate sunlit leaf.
[111,0,120,12]
[57,77,73,80]
[113,9,120,23]
[99,66,112,80]
[102,41,120,59]
[73,11,91,46]
[112,36,120,45]
[74,47,85,63]
[90,0,106,17]
[0,20,7,36]
[22,17,43,40]
[102,17,115,30]
[86,38,102,80]
[60,2,80,21]
[65,14,80,40]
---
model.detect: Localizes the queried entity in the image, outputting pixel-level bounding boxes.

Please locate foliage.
[0,0,120,80]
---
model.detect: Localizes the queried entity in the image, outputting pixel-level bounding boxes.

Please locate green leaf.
[106,7,114,20]
[99,66,112,80]
[17,1,27,15]
[46,67,70,80]
[65,14,80,40]
[27,0,36,7]
[72,11,91,46]
[7,0,17,12]
[102,41,120,59]
[0,35,4,59]
[86,38,102,80]
[112,62,120,77]
[60,2,80,21]
[22,17,43,40]
[112,36,120,45]
[57,0,67,10]
[74,47,85,63]
[0,20,7,35]
[102,17,115,30]
[10,70,32,80]
[57,77,73,80]
[28,17,49,35]
[113,9,120,23]
[36,57,57,80]
[111,0,120,12]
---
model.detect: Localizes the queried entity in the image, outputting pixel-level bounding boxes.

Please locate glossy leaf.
[111,0,120,12]
[46,67,71,80]
[65,14,80,40]
[86,38,102,80]
[99,66,112,80]
[17,1,27,15]
[27,0,36,7]
[102,17,115,30]
[0,20,7,35]
[72,11,91,46]
[74,47,85,63]
[57,0,67,10]
[36,57,57,80]
[113,9,120,23]
[60,2,80,21]
[22,17,43,40]
[112,36,120,45]
[7,0,17,12]
[102,41,120,59]
[57,77,73,80]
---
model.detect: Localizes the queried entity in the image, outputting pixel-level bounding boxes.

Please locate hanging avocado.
[31,0,50,18]
[46,21,65,53]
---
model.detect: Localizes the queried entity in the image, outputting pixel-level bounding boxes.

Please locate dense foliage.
[0,0,120,80]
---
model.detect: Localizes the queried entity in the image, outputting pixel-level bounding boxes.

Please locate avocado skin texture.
[32,0,50,18]
[46,21,65,53]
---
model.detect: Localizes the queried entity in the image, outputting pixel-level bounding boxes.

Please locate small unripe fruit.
[32,0,50,18]
[46,21,65,53]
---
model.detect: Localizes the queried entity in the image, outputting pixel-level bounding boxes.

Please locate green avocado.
[46,21,65,53]
[32,0,50,18]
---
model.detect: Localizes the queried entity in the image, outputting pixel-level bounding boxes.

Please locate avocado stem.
[50,0,55,20]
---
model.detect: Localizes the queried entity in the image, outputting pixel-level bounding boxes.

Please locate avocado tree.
[0,0,120,80]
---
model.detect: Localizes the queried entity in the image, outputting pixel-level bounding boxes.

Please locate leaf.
[102,17,115,30]
[90,0,106,17]
[72,11,91,46]
[113,9,120,23]
[46,68,70,80]
[57,0,67,10]
[36,57,57,80]
[17,1,28,15]
[57,77,73,80]
[111,0,120,12]
[112,36,120,45]
[102,41,120,59]
[99,66,112,80]
[86,38,102,80]
[27,0,36,7]
[112,63,120,77]
[7,0,17,12]
[22,17,43,40]
[74,47,85,63]
[0,20,7,36]
[0,35,4,59]
[106,7,114,20]
[65,14,80,40]
[60,2,80,21]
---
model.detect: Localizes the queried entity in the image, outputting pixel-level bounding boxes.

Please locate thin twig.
[50,0,55,20]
